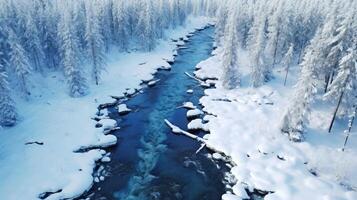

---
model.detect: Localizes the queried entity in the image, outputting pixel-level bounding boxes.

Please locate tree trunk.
[324,75,329,93]
[283,64,290,86]
[328,91,344,133]
[342,106,357,151]
[272,29,280,67]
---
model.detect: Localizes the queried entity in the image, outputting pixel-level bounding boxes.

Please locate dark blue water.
[84,27,228,200]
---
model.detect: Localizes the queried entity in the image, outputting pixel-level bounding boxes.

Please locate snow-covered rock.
[232,184,249,199]
[222,193,242,200]
[182,102,196,109]
[98,119,117,131]
[187,109,203,118]
[101,156,111,163]
[118,104,131,115]
[187,119,208,131]
[148,79,160,87]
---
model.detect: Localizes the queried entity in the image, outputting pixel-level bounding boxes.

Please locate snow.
[101,156,111,163]
[148,79,160,87]
[118,104,132,115]
[187,108,203,118]
[212,152,223,160]
[0,16,213,200]
[195,48,357,200]
[98,118,117,131]
[187,118,209,131]
[182,101,197,110]
[187,89,194,94]
[222,193,243,200]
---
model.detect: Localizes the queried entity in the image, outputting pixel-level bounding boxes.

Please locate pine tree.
[137,0,156,51]
[248,8,267,87]
[325,45,356,132]
[85,2,106,85]
[0,63,17,127]
[281,29,322,141]
[265,0,283,68]
[8,29,32,98]
[58,10,88,97]
[282,44,294,86]
[214,4,228,47]
[222,3,240,89]
[113,0,129,51]
[23,11,45,74]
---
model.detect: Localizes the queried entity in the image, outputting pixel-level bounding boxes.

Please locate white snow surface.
[187,108,203,118]
[196,48,357,200]
[118,103,132,115]
[0,17,213,200]
[187,118,208,131]
[182,101,196,110]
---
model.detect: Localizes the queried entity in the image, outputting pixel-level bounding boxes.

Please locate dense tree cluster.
[216,0,356,141]
[0,0,216,126]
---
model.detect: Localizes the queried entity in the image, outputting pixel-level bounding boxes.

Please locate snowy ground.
[194,48,357,200]
[0,17,213,200]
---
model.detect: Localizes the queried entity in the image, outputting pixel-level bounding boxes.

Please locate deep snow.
[0,17,213,200]
[194,48,357,200]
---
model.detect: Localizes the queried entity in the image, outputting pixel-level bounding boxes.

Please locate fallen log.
[164,119,226,156]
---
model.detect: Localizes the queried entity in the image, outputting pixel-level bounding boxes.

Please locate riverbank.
[195,48,357,200]
[0,17,214,200]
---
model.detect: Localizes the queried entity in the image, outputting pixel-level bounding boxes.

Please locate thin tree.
[282,44,294,86]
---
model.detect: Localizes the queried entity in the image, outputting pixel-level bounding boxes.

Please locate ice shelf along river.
[82,26,230,200]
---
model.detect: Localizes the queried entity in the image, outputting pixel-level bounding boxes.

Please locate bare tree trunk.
[272,29,280,68]
[324,75,329,93]
[283,63,290,86]
[342,106,357,151]
[328,91,344,133]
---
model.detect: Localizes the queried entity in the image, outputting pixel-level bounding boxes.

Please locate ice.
[187,89,194,94]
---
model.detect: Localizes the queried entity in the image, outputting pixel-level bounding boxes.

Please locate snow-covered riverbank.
[195,48,357,200]
[0,17,213,200]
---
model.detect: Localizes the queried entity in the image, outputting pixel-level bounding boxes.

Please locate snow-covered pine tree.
[282,43,294,86]
[214,4,228,47]
[85,2,106,85]
[221,1,240,89]
[248,6,267,87]
[265,0,283,68]
[8,29,32,98]
[325,42,356,132]
[58,9,88,97]
[113,0,129,51]
[281,28,323,141]
[0,63,17,127]
[137,0,156,51]
[23,11,45,74]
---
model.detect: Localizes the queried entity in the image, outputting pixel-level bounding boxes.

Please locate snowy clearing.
[196,48,357,200]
